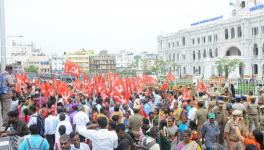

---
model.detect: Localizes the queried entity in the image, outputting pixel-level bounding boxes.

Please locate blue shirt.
[201,121,220,147]
[153,92,161,105]
[178,121,189,141]
[19,135,49,150]
[143,102,152,116]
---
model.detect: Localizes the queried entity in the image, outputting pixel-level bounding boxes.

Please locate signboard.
[250,4,264,11]
[191,16,223,26]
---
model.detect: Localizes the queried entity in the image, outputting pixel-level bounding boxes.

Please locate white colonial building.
[158,0,264,79]
[115,50,134,69]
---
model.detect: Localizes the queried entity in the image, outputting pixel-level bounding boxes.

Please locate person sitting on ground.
[0,110,29,137]
[19,124,49,150]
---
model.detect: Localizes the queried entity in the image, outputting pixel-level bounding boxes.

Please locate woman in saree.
[177,128,201,150]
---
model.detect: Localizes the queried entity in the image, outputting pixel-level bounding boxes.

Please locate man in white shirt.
[188,104,197,122]
[70,132,90,150]
[45,111,58,149]
[73,105,90,131]
[56,113,73,136]
[27,105,38,127]
[78,117,118,150]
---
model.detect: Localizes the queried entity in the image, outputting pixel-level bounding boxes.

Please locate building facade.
[65,49,95,73]
[116,50,134,71]
[26,54,51,73]
[51,54,66,73]
[89,50,116,73]
[157,0,264,79]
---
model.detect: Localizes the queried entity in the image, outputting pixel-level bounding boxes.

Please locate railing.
[170,79,264,96]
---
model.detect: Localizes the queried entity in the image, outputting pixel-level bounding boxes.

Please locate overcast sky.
[5,0,231,54]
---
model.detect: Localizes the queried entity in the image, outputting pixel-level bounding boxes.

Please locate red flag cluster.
[14,60,175,104]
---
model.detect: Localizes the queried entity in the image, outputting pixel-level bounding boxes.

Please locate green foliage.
[215,57,244,78]
[24,65,38,73]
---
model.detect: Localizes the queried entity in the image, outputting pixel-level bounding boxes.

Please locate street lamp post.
[0,0,6,72]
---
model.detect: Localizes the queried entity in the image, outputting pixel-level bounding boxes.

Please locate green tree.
[24,65,38,73]
[215,57,244,79]
[151,59,166,75]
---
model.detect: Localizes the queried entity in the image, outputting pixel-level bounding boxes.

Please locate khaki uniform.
[259,112,264,131]
[242,101,249,126]
[213,107,225,144]
[196,108,208,140]
[248,103,259,131]
[224,119,244,150]
[258,93,264,105]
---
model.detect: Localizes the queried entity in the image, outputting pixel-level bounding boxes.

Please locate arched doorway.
[226,46,241,56]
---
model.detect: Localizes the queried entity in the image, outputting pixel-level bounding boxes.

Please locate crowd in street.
[1,65,264,150]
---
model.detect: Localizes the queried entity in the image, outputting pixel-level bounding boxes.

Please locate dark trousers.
[46,134,55,150]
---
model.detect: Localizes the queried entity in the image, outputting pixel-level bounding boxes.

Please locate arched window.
[193,51,196,60]
[193,66,196,74]
[177,53,179,61]
[253,64,258,74]
[198,66,201,75]
[253,43,258,56]
[203,49,206,58]
[215,48,218,57]
[198,50,201,60]
[173,53,175,61]
[209,49,213,58]
[226,46,241,56]
[168,43,170,48]
[169,53,171,60]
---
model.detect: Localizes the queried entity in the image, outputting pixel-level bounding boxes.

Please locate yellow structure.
[65,49,95,73]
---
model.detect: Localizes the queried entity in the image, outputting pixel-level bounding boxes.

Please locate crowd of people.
[1,65,264,150]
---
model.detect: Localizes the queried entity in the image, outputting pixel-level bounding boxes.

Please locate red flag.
[166,72,175,82]
[143,75,157,85]
[53,79,61,92]
[112,91,123,104]
[64,60,81,77]
[34,80,41,88]
[161,81,169,91]
[58,82,72,100]
[183,88,191,100]
[197,80,207,92]
[72,79,83,91]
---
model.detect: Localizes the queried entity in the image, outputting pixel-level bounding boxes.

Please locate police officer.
[259,105,264,132]
[196,99,208,141]
[248,96,259,131]
[224,110,244,150]
[212,97,225,144]
[258,89,264,105]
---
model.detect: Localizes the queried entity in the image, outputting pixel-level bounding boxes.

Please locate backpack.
[141,137,157,150]
[32,115,45,137]
[0,73,6,95]
[26,138,45,150]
